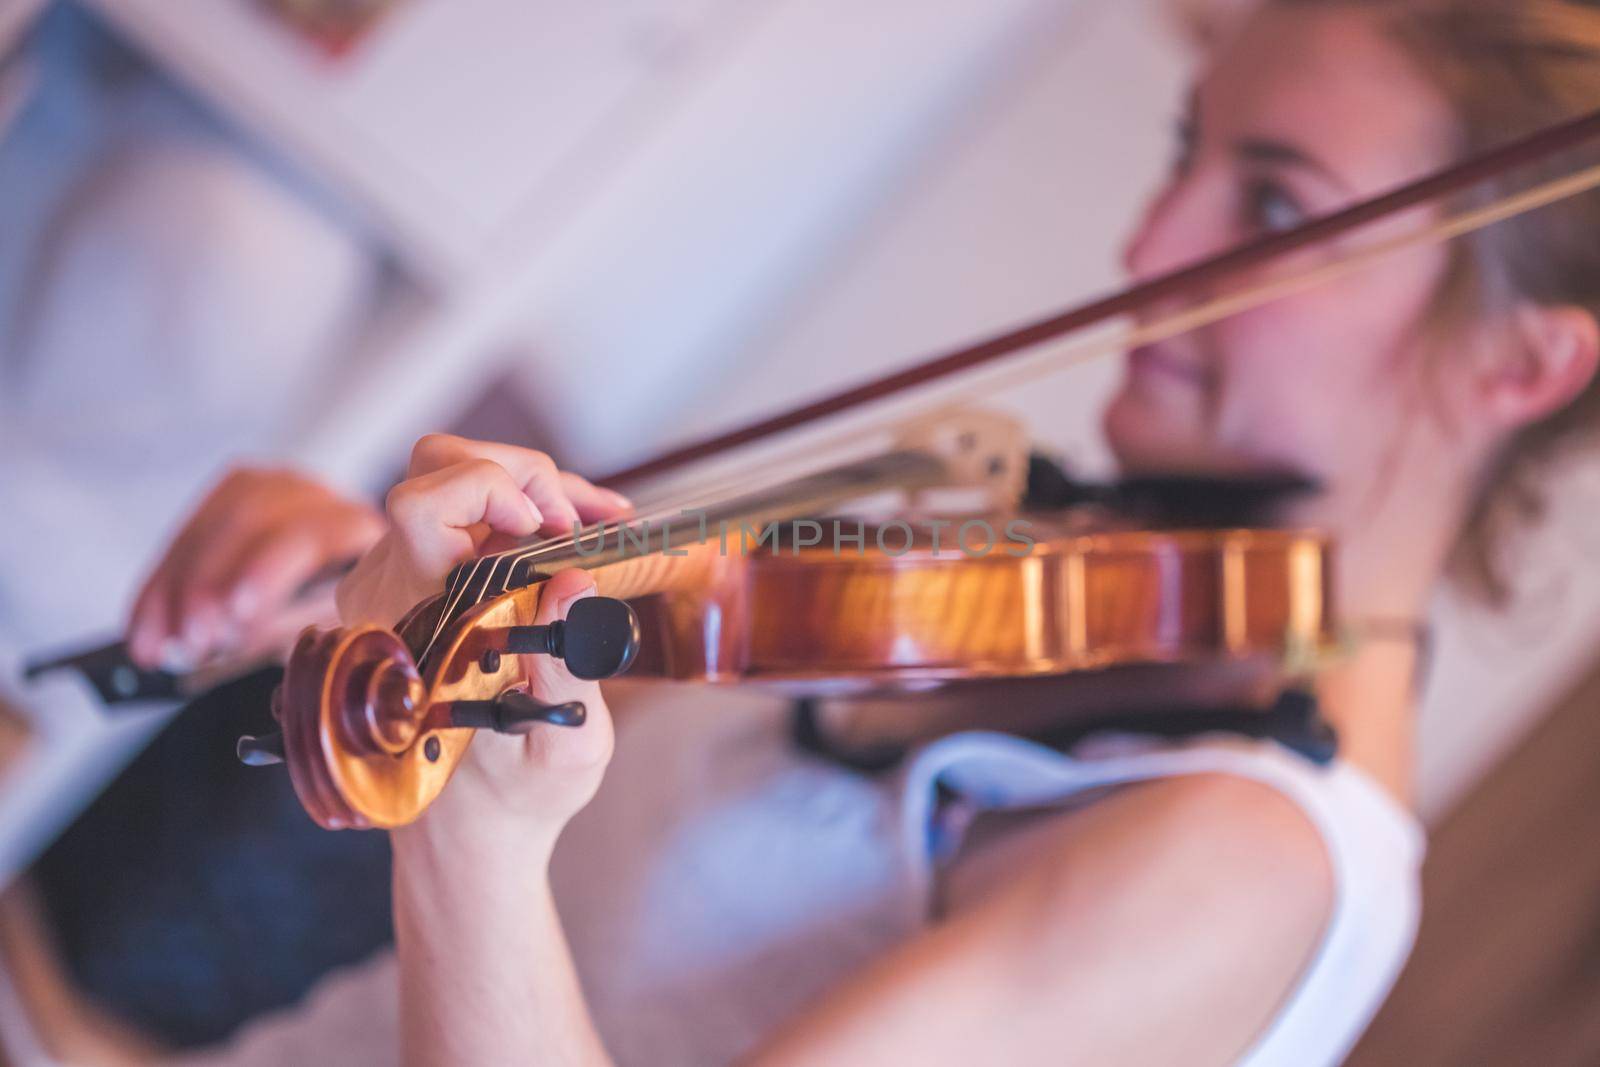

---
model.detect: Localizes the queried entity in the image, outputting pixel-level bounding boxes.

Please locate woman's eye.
[1242,179,1306,234]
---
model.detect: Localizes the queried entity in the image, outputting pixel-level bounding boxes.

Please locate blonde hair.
[1272,0,1600,601]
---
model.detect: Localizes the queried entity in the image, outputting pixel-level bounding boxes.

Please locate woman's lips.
[1127,343,1210,387]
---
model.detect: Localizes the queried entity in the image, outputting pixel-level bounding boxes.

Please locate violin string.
[444,432,912,648]
[425,411,989,652]
[418,555,490,664]
[481,472,787,582]
[504,438,876,569]
[491,421,901,569]
[503,474,774,564]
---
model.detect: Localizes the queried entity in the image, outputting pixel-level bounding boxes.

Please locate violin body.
[624,512,1333,690]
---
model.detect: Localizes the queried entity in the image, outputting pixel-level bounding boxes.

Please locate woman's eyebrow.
[1234,137,1354,193]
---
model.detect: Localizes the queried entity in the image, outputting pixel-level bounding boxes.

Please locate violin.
[32,106,1600,830]
[267,408,1339,828]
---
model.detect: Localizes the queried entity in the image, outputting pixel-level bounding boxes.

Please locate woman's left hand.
[388,567,621,1067]
[337,433,630,629]
[337,434,632,853]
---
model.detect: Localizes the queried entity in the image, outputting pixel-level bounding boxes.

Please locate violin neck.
[435,449,947,628]
[553,449,945,569]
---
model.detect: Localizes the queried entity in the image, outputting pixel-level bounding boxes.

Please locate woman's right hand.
[126,467,385,670]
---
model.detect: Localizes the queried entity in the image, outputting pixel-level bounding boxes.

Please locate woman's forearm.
[391,821,613,1067]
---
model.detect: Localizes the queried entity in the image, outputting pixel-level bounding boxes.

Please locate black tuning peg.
[449,689,587,734]
[237,732,286,766]
[504,596,641,681]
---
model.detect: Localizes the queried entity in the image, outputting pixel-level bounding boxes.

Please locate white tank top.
[175,696,1424,1067]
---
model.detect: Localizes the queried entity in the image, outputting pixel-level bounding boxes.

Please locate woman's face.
[1104,7,1462,491]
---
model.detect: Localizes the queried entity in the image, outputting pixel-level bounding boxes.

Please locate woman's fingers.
[127,557,180,669]
[407,434,631,534]
[220,509,383,648]
[223,528,325,623]
[226,508,384,618]
[338,447,627,629]
[172,521,261,659]
[507,450,581,535]
[409,434,579,532]
[125,469,380,670]
[560,471,633,523]
[129,510,247,669]
[221,531,324,651]
[127,445,625,669]
[384,459,544,580]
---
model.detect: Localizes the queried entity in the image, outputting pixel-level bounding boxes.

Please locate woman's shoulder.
[918,766,1344,1066]
[934,735,1422,1065]
[973,766,1339,934]
[1109,768,1340,882]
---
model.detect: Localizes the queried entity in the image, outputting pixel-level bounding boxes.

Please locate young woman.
[125,1,1600,1064]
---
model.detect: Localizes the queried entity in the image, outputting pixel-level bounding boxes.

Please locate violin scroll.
[274,625,434,830]
[254,592,642,830]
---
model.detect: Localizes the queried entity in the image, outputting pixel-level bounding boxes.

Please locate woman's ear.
[1476,304,1600,431]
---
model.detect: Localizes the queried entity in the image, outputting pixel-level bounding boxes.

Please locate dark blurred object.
[1024,452,1319,527]
[795,686,1337,774]
[31,667,393,1050]
[1348,652,1600,1067]
[24,640,183,705]
[258,0,409,56]
[24,557,352,707]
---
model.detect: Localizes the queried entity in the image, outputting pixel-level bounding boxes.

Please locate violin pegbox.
[255,589,643,831]
[895,407,1029,511]
[263,591,533,830]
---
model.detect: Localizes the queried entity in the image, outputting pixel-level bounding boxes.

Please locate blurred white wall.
[655,0,1170,470]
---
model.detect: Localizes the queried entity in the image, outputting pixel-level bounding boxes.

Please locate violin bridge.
[894,407,1029,511]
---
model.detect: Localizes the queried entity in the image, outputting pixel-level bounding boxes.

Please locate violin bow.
[600,106,1600,487]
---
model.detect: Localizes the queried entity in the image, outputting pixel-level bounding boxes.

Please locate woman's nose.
[1121,180,1227,282]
